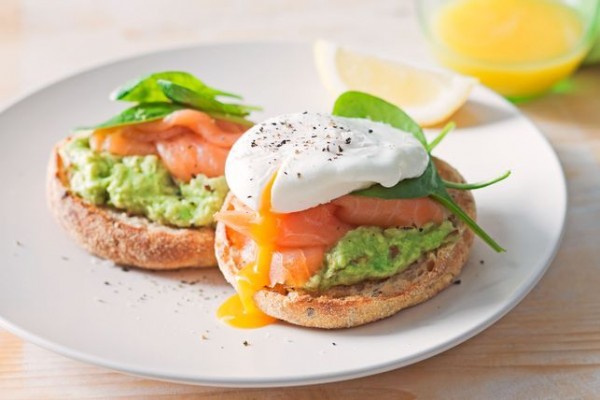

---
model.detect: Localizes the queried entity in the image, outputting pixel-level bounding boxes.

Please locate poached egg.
[225,112,428,213]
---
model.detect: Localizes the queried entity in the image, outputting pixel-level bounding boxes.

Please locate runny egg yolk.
[217,174,278,328]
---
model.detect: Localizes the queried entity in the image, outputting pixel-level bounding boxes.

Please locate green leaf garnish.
[332,91,427,148]
[355,161,439,199]
[111,71,242,103]
[83,71,260,130]
[80,102,185,130]
[428,121,455,152]
[444,170,511,190]
[332,91,506,253]
[157,80,260,124]
[430,192,504,252]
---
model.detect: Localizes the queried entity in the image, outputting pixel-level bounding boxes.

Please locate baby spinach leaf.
[428,122,455,152]
[157,80,261,118]
[444,170,511,190]
[333,91,505,252]
[82,102,185,130]
[82,71,261,130]
[430,192,504,252]
[111,71,241,103]
[204,112,255,127]
[333,91,427,147]
[355,161,440,199]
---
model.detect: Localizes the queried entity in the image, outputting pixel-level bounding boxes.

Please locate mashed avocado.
[59,135,228,228]
[304,221,456,291]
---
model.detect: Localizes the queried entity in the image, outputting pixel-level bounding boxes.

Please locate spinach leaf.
[355,161,439,199]
[81,102,184,130]
[444,170,511,190]
[332,91,427,147]
[157,80,260,122]
[111,71,241,103]
[430,192,504,253]
[428,122,455,152]
[82,71,261,130]
[333,91,505,252]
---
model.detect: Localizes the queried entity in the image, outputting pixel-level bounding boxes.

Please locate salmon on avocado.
[47,71,260,269]
[216,194,448,288]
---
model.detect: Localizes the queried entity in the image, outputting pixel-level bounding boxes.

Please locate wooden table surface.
[1,1,599,398]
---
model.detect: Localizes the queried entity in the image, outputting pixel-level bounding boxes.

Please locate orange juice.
[431,0,588,98]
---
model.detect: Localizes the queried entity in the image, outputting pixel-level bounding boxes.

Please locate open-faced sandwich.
[214,91,507,329]
[47,71,260,269]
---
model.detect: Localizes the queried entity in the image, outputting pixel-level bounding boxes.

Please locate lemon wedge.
[314,40,476,127]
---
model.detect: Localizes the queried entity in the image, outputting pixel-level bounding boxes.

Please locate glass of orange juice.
[417,0,600,100]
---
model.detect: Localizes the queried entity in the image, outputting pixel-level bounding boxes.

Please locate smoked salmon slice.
[224,233,325,288]
[215,201,352,248]
[89,129,157,156]
[156,132,229,180]
[164,110,244,148]
[275,204,352,247]
[89,109,247,181]
[215,208,256,239]
[332,195,447,228]
[220,217,326,287]
[269,246,326,287]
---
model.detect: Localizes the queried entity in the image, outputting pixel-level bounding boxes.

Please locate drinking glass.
[417,0,600,100]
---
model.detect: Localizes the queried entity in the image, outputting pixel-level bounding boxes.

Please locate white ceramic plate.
[0,43,566,387]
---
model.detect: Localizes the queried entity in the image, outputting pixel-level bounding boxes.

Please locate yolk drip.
[217,175,278,328]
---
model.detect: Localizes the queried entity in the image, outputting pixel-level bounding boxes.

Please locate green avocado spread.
[304,221,456,291]
[59,134,228,228]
